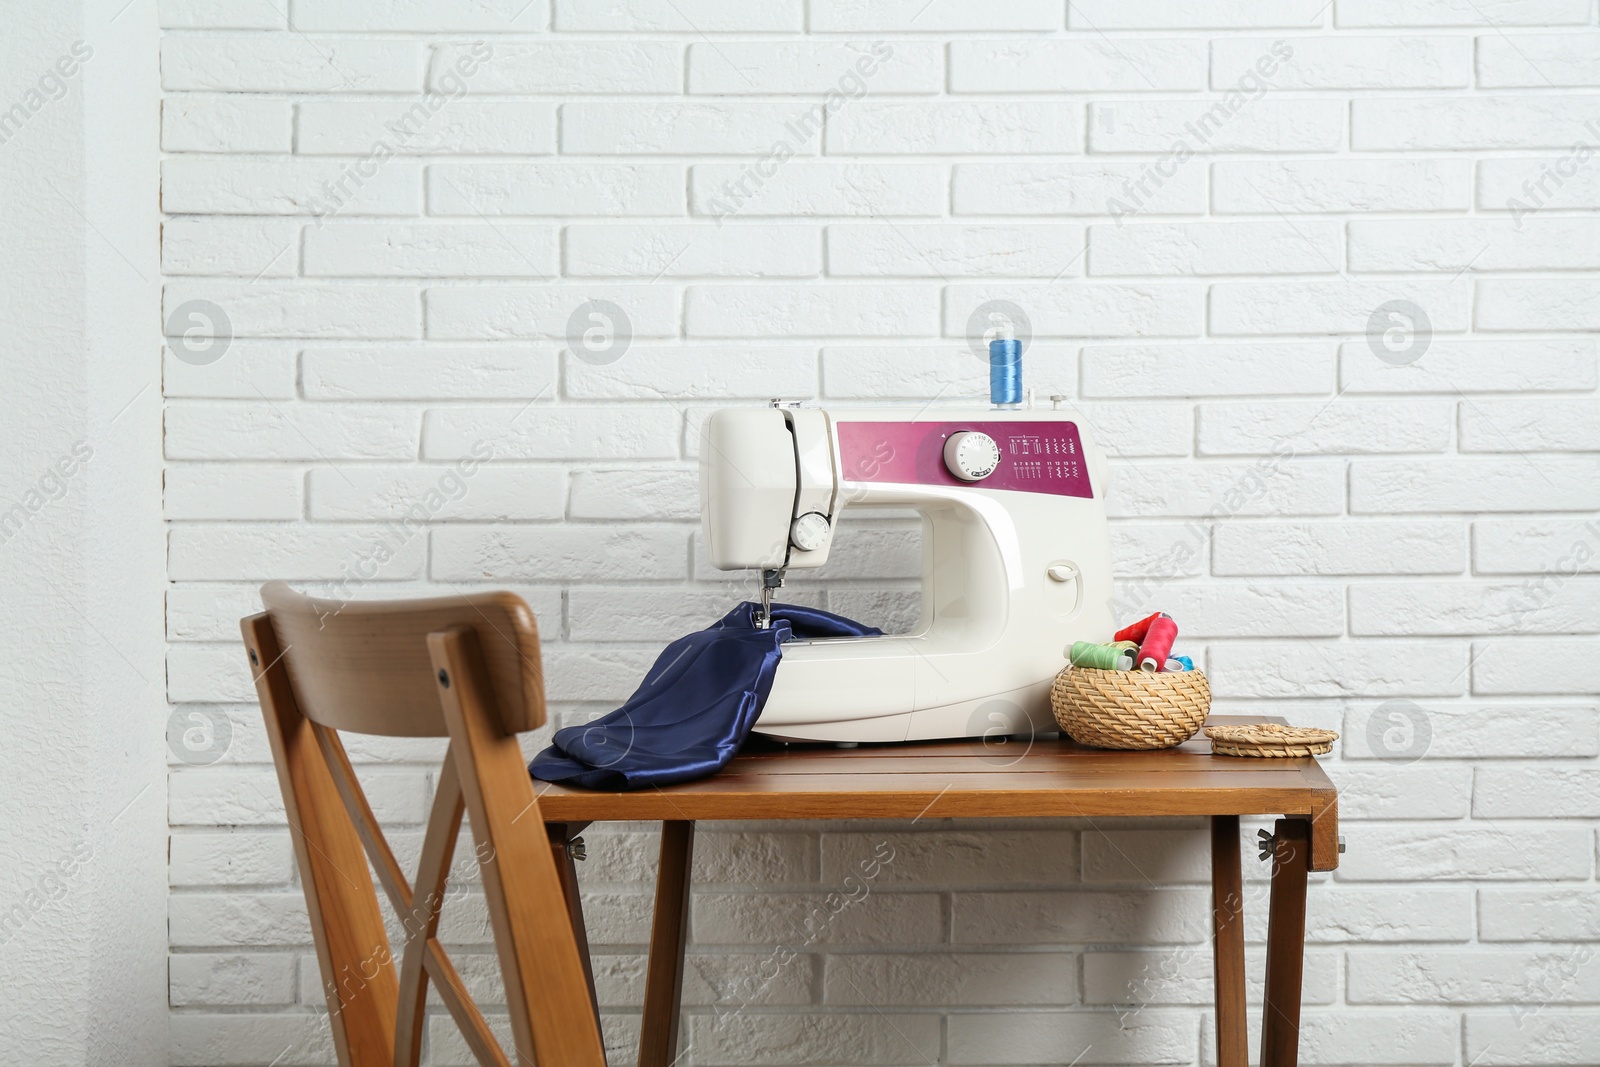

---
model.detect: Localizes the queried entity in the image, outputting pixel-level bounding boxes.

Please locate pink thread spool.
[1137,615,1178,673]
[1115,611,1167,645]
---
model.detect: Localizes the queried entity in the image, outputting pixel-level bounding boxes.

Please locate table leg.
[547,822,600,1022]
[1261,817,1310,1067]
[639,821,695,1067]
[1210,815,1248,1067]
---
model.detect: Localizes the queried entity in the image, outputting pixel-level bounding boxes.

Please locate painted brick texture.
[162,2,1600,1064]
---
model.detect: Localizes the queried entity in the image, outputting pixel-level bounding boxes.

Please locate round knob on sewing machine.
[789,511,831,552]
[943,431,1000,482]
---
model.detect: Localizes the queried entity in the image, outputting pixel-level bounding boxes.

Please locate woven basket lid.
[1204,723,1338,757]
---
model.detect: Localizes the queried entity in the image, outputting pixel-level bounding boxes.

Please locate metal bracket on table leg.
[1261,829,1345,863]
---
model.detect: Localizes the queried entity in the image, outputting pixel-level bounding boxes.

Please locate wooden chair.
[241,581,606,1067]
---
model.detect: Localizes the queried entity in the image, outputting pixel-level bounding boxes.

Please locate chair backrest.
[258,580,547,737]
[242,583,605,1067]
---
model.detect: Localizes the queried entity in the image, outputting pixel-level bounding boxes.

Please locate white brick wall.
[161,2,1600,1063]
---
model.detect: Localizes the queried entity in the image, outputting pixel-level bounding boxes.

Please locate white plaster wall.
[0,0,165,1062]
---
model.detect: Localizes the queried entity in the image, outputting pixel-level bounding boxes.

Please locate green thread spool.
[1070,641,1136,670]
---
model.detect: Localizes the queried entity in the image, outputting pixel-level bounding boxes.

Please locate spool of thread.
[1070,641,1135,670]
[1163,655,1194,672]
[989,338,1023,406]
[1137,615,1178,673]
[1115,611,1169,645]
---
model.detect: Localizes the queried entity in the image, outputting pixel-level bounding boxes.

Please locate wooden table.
[537,715,1339,1067]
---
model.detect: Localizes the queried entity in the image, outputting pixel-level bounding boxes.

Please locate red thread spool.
[1116,611,1167,645]
[1137,615,1178,673]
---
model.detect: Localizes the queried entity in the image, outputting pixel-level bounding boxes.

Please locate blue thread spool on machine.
[990,337,1023,407]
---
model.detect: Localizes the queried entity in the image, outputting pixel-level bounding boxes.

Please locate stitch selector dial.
[943,431,1001,482]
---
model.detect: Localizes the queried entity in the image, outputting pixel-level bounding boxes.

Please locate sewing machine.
[700,396,1114,744]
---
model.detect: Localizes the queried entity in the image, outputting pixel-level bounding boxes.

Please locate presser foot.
[756,567,786,629]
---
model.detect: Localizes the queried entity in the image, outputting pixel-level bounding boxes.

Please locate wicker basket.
[1205,723,1338,758]
[1051,666,1212,750]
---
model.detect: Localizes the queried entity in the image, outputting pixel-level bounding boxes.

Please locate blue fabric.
[530,602,883,790]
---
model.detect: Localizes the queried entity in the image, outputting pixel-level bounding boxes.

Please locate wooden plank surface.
[536,717,1339,842]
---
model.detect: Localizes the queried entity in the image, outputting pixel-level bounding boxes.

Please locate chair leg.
[243,613,399,1065]
[1210,815,1248,1067]
[1261,818,1310,1067]
[430,626,607,1067]
[638,821,695,1067]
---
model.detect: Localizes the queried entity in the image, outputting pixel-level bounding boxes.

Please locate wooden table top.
[537,716,1340,871]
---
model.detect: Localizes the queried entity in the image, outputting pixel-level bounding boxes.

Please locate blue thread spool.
[989,338,1022,406]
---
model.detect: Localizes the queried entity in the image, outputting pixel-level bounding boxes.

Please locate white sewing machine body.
[700,403,1114,744]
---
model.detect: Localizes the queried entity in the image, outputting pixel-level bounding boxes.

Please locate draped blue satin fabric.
[529,602,884,790]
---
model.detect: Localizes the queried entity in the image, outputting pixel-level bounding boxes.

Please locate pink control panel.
[835,420,1094,499]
